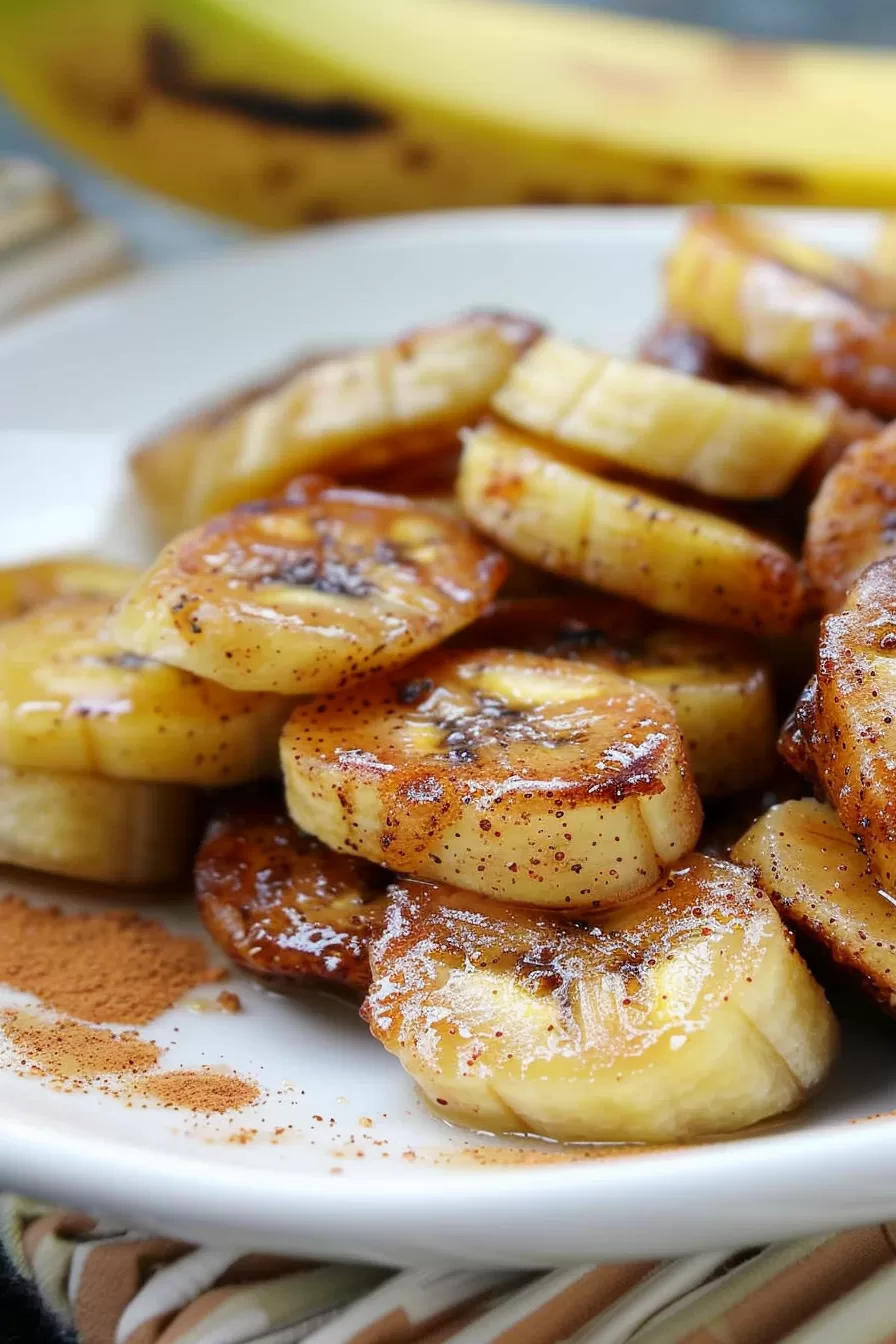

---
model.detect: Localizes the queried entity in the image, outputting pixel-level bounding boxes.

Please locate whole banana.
[5,0,896,228]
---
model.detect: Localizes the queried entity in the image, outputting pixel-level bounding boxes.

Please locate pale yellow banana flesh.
[804,425,896,613]
[364,857,838,1143]
[461,597,776,797]
[133,313,538,535]
[665,208,896,416]
[492,335,827,500]
[779,559,896,891]
[0,556,140,619]
[0,596,289,785]
[281,646,702,908]
[874,217,896,278]
[112,477,506,694]
[458,421,805,636]
[733,798,896,1015]
[0,764,197,887]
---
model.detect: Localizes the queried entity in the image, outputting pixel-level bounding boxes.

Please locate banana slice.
[281,646,702,908]
[112,477,506,695]
[0,596,289,784]
[804,425,896,612]
[874,215,896,278]
[459,596,776,797]
[132,349,347,539]
[139,313,537,530]
[363,857,838,1143]
[492,335,827,499]
[0,764,197,887]
[195,789,388,995]
[665,208,896,415]
[779,559,896,889]
[458,421,805,635]
[733,798,896,1015]
[0,556,139,619]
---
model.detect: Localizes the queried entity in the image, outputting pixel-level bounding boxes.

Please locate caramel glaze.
[196,788,389,995]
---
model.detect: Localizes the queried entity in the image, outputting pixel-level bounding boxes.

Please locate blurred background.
[2,0,896,288]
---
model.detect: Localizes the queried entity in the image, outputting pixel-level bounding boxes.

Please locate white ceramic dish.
[1,208,895,1267]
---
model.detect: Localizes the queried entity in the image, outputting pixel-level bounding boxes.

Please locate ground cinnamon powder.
[2,1011,161,1081]
[141,1069,259,1113]
[0,895,224,1024]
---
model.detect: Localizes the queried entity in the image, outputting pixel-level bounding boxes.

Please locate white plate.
[1,208,895,1268]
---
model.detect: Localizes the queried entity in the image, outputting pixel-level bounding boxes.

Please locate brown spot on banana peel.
[144,27,394,137]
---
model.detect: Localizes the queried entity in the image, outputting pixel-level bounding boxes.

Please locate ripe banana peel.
[3,0,896,228]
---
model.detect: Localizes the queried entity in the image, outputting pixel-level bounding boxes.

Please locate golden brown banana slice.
[804,425,896,612]
[0,597,289,784]
[281,646,702,909]
[492,335,827,499]
[112,477,507,695]
[132,351,337,538]
[779,559,896,889]
[0,556,139,619]
[733,798,896,1015]
[363,858,837,1143]
[458,597,776,797]
[141,313,538,530]
[195,789,388,995]
[665,208,896,415]
[458,422,805,636]
[0,764,197,887]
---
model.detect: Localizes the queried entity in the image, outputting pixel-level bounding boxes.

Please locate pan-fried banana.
[0,597,289,784]
[459,597,776,797]
[363,858,837,1143]
[131,348,349,539]
[281,647,702,908]
[458,422,805,635]
[113,475,508,694]
[0,764,197,887]
[492,335,827,499]
[136,313,539,533]
[112,477,506,696]
[804,425,896,612]
[779,559,896,889]
[733,798,896,1014]
[0,556,139,619]
[666,208,896,415]
[195,789,389,996]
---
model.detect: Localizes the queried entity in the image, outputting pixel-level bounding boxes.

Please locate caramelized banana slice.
[112,478,506,695]
[492,335,826,499]
[458,422,805,635]
[0,556,139,619]
[195,790,388,995]
[733,798,896,1015]
[281,647,702,909]
[0,597,288,784]
[779,559,896,889]
[145,313,537,529]
[132,351,335,538]
[804,425,896,612]
[462,597,776,797]
[666,208,896,415]
[363,858,837,1143]
[0,765,197,887]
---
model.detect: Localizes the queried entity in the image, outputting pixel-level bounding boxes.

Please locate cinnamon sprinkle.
[141,1069,259,1113]
[0,895,224,1024]
[2,1011,161,1081]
